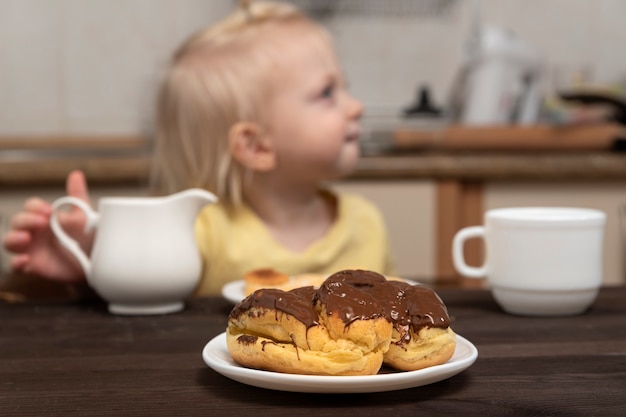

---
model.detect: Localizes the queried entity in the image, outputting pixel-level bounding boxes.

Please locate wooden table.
[1,284,625,416]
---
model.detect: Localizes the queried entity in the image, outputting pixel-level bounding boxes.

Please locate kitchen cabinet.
[347,152,626,287]
[335,178,626,287]
[331,180,437,283]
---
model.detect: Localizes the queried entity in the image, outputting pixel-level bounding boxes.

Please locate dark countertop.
[3,136,626,186]
[1,283,625,416]
[355,151,626,181]
[0,136,152,187]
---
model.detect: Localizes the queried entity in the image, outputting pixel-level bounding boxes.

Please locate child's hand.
[2,170,93,283]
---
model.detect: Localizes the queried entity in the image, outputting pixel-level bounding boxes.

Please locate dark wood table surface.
[1,285,625,417]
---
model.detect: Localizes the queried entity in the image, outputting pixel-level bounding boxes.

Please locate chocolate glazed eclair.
[226,269,455,376]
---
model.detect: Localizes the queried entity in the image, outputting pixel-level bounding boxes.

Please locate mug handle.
[452,226,487,278]
[50,196,99,277]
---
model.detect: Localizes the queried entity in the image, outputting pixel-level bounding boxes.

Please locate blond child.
[3,1,394,296]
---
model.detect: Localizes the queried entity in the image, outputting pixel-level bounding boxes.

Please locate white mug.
[452,207,606,316]
[50,189,217,315]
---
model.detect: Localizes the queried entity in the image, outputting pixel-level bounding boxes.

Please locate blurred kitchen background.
[3,0,626,287]
[4,0,626,134]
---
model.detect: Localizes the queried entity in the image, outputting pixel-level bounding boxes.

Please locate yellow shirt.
[193,190,394,296]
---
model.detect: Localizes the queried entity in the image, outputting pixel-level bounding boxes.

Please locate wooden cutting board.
[392,123,626,151]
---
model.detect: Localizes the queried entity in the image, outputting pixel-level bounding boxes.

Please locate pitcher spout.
[166,188,218,212]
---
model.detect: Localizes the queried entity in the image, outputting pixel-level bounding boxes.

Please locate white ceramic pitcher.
[50,189,217,315]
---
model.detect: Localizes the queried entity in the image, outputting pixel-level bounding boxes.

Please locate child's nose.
[347,94,363,120]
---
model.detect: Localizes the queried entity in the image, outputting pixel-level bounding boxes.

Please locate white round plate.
[221,280,247,304]
[202,332,477,393]
[221,277,422,305]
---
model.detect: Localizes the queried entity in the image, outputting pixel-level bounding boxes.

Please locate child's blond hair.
[150,1,331,206]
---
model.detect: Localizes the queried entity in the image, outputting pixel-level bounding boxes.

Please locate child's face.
[262,27,363,183]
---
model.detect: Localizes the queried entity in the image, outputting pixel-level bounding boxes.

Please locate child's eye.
[320,83,335,99]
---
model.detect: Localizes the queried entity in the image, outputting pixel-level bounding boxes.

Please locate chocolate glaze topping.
[314,269,389,325]
[320,270,450,329]
[237,334,258,345]
[229,286,320,329]
[397,282,451,329]
[230,269,451,336]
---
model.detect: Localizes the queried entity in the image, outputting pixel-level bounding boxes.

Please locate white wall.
[0,0,232,135]
[2,0,626,136]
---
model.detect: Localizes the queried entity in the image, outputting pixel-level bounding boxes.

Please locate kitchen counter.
[3,136,626,186]
[355,151,626,182]
[0,136,152,187]
[5,136,626,287]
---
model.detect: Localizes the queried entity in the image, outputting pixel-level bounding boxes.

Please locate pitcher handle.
[452,226,488,278]
[50,196,99,277]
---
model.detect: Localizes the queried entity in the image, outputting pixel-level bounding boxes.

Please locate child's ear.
[228,122,276,171]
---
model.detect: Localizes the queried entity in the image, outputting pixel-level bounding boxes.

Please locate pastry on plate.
[227,269,455,376]
[243,268,326,296]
